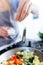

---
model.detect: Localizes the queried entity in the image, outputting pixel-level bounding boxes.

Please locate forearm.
[0,0,11,12]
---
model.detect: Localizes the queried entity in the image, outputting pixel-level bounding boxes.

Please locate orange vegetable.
[6,55,24,65]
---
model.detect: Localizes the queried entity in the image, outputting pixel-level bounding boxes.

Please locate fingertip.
[14,17,19,21]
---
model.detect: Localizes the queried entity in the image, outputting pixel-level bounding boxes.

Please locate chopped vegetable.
[0,51,43,65]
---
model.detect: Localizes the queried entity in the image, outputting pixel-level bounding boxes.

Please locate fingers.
[2,28,8,37]
[18,0,31,21]
[19,0,29,21]
[15,0,27,21]
[15,0,32,21]
[0,27,8,37]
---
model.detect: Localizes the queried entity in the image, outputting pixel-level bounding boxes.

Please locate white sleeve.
[8,0,20,11]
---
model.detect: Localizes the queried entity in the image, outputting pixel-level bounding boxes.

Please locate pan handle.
[0,44,17,55]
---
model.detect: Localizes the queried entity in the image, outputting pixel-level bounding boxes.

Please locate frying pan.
[0,47,43,63]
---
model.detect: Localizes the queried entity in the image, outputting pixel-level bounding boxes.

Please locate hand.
[15,0,31,21]
[0,27,8,37]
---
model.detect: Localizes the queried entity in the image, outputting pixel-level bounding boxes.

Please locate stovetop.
[0,39,43,55]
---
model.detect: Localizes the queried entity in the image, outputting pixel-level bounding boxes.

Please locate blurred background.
[0,0,43,52]
[18,0,43,41]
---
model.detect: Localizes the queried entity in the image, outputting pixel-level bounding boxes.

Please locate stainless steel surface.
[0,47,43,62]
[22,28,26,43]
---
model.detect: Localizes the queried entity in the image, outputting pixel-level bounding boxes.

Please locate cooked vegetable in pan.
[0,50,43,65]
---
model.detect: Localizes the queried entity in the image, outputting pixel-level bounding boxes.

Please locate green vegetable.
[29,57,34,63]
[20,50,24,52]
[26,62,32,65]
[38,32,43,39]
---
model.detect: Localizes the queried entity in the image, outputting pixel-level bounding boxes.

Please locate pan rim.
[0,47,43,55]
